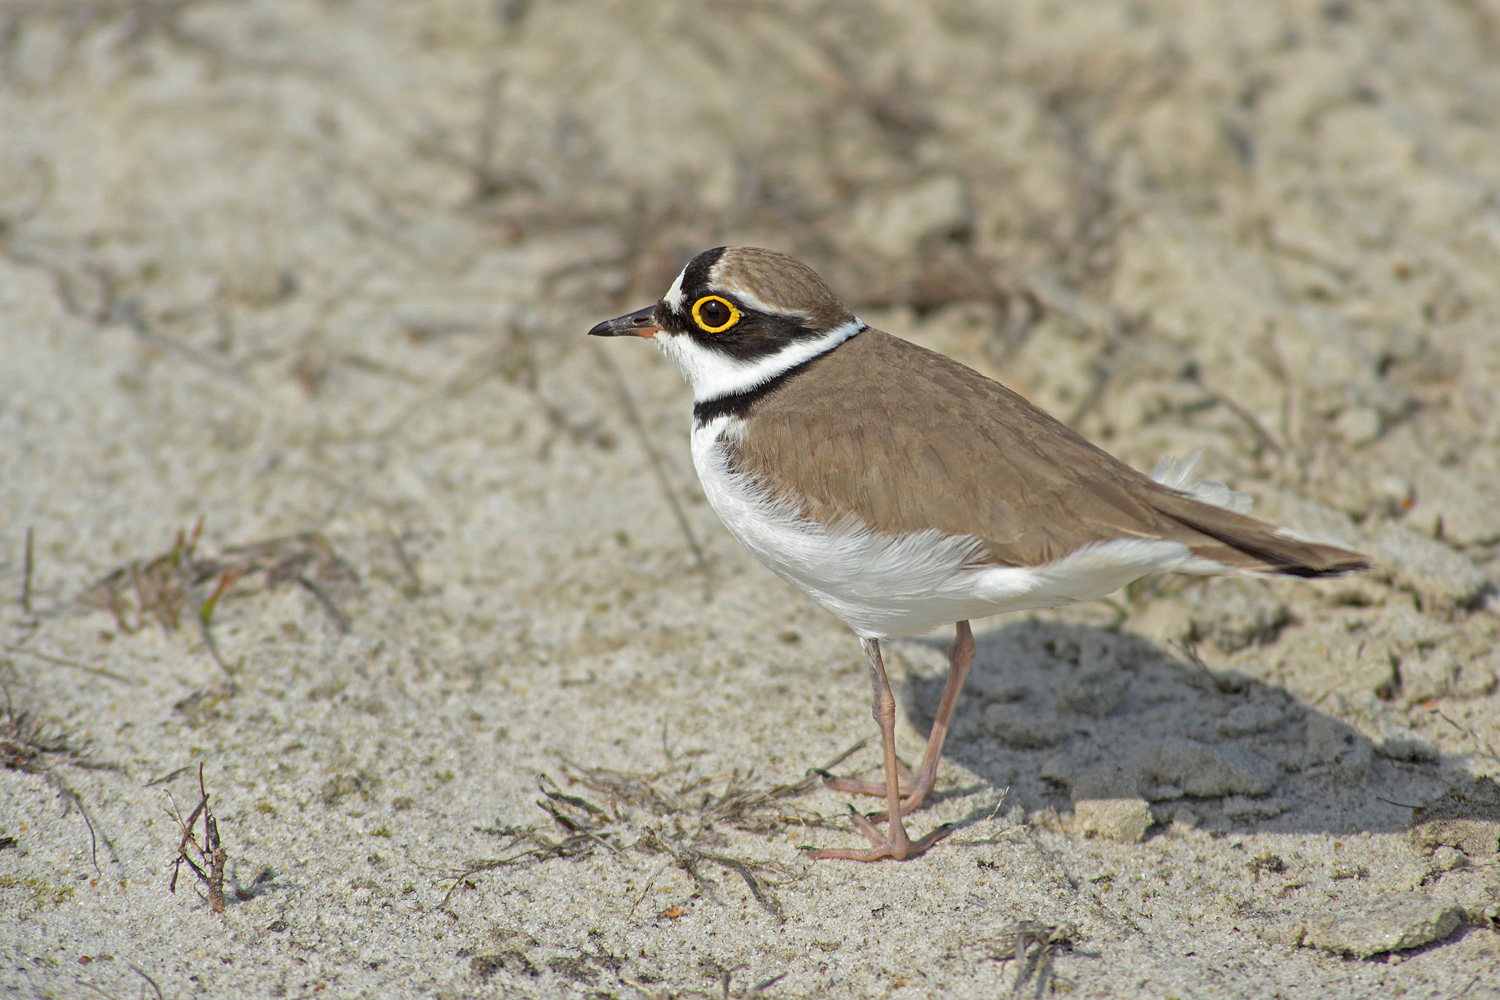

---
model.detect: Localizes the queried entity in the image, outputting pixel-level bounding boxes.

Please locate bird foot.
[806,805,952,862]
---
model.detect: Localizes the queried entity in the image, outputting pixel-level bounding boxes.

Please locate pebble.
[1372,726,1439,763]
[1302,893,1463,957]
[1331,406,1383,446]
[1055,667,1132,717]
[1216,702,1288,738]
[1302,715,1374,779]
[1373,475,1417,516]
[1372,522,1491,610]
[1073,798,1153,843]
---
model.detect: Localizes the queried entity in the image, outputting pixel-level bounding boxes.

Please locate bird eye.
[691,295,740,333]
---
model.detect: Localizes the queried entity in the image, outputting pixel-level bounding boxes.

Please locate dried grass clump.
[985,920,1079,995]
[79,520,355,668]
[1,693,120,870]
[448,744,868,918]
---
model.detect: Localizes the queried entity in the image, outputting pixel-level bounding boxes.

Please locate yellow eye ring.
[691,295,740,333]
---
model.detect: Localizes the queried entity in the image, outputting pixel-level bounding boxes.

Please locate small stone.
[1141,736,1277,797]
[1409,779,1500,858]
[1171,808,1199,829]
[1303,893,1463,957]
[1256,920,1308,948]
[982,702,1063,748]
[1223,795,1285,819]
[1373,726,1439,763]
[1455,888,1500,930]
[1372,522,1491,611]
[1073,798,1153,843]
[1303,715,1374,779]
[1216,702,1288,737]
[1331,406,1383,446]
[1056,668,1131,717]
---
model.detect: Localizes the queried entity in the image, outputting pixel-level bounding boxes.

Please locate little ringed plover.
[590,246,1367,862]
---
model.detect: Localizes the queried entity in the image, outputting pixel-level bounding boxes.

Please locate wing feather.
[728,330,1365,576]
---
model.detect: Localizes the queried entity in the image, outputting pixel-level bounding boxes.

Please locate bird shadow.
[887,618,1495,840]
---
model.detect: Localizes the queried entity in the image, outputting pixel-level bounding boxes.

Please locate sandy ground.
[3,1,1500,997]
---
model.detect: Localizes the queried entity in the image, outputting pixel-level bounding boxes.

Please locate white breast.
[691,417,1200,639]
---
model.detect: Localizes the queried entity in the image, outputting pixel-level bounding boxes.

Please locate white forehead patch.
[662,265,688,313]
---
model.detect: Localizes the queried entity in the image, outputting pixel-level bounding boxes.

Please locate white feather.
[693,417,1204,639]
[655,319,864,404]
[662,264,688,314]
[1150,448,1253,514]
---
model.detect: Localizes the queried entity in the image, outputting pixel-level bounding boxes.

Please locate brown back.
[726,330,1366,575]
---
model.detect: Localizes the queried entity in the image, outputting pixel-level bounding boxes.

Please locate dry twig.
[447,743,869,915]
[166,763,226,913]
[1,691,119,871]
[621,968,786,1000]
[2,644,134,684]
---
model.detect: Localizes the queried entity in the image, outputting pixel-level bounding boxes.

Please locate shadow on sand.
[890,619,1497,841]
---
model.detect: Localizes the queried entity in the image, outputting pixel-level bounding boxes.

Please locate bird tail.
[1148,450,1367,577]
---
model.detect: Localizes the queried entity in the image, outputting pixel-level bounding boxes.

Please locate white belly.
[690,417,1196,639]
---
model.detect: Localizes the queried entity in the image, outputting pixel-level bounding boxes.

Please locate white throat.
[654,318,865,402]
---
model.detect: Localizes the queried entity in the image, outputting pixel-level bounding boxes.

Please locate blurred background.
[5,0,1500,546]
[5,3,1500,460]
[4,3,1500,997]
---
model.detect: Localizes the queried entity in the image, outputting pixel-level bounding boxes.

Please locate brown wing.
[728,329,1366,575]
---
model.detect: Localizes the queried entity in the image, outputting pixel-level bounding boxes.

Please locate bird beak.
[587,305,661,338]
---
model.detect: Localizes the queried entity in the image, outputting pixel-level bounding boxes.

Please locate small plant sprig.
[167,763,226,913]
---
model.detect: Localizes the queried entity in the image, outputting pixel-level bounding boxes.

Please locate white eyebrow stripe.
[663,265,688,313]
[707,278,783,317]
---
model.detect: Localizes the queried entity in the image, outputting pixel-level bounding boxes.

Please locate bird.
[588,246,1368,862]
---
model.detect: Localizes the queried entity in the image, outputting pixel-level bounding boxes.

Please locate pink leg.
[819,621,976,816]
[809,636,954,862]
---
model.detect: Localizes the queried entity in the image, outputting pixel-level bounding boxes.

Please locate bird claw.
[806,818,952,862]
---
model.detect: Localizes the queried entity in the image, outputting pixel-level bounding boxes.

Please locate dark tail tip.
[1274,555,1370,579]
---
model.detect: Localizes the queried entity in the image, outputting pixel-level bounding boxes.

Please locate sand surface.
[3,1,1500,997]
